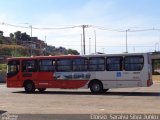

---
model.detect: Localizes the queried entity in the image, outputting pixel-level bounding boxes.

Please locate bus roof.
[7,53,149,61]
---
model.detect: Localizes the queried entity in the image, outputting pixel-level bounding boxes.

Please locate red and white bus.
[7,53,153,94]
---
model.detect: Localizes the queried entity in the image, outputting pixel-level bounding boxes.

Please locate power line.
[1,22,29,29]
[91,25,125,32]
[32,25,81,30]
[0,22,81,30]
[1,22,160,32]
[91,25,160,32]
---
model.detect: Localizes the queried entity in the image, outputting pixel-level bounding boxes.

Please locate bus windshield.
[7,60,20,77]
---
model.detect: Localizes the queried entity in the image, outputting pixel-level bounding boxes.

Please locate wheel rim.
[26,83,33,91]
[92,83,100,92]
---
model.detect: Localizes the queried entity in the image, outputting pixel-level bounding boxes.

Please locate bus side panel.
[95,71,117,89]
[33,72,89,89]
[33,72,53,88]
[7,75,23,88]
[52,80,89,89]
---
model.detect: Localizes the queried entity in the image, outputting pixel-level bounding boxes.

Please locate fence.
[0,71,6,83]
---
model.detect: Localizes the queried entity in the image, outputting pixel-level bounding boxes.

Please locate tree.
[14,31,31,44]
[14,31,22,44]
[21,32,30,41]
[67,49,79,55]
[10,33,16,44]
[0,36,4,44]
[0,31,3,36]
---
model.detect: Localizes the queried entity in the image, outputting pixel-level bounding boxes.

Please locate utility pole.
[81,34,83,55]
[82,25,88,55]
[30,25,33,56]
[89,38,91,54]
[94,30,97,54]
[43,36,47,56]
[126,29,130,53]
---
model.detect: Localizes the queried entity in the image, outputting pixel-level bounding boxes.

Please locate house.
[3,37,12,45]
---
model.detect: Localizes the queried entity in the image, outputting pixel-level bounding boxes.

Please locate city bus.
[6,53,153,94]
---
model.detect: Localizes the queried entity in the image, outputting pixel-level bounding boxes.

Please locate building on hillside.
[0,31,3,36]
[21,37,46,55]
[0,55,8,64]
[3,37,12,45]
[31,37,46,49]
[0,36,12,45]
[22,37,45,49]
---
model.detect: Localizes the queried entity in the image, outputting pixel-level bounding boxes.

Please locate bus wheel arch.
[88,79,104,94]
[23,80,35,93]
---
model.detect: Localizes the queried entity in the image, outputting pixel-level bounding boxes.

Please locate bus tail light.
[147,73,153,87]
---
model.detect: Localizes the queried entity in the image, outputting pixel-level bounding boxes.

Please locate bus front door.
[7,60,21,87]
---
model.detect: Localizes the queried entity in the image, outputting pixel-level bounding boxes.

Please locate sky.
[0,0,160,54]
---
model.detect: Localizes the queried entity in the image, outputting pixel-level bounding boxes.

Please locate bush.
[0,64,7,71]
[0,44,28,56]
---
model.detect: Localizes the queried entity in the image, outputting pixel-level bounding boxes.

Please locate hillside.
[0,30,79,57]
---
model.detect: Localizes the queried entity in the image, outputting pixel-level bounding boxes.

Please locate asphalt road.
[0,82,160,120]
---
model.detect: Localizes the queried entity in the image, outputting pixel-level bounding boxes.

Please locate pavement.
[0,82,160,120]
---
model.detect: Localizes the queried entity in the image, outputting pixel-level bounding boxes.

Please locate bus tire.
[89,81,103,94]
[38,88,46,92]
[24,81,35,93]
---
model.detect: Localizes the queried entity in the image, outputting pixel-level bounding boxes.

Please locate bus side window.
[124,56,144,71]
[57,59,72,72]
[106,57,123,71]
[22,60,37,72]
[39,59,55,72]
[89,57,105,71]
[73,58,88,71]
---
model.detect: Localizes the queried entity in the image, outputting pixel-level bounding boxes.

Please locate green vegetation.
[0,64,6,71]
[0,44,28,57]
[67,49,79,55]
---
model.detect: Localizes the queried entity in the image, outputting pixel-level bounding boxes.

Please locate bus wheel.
[38,88,46,92]
[89,81,103,94]
[24,81,35,93]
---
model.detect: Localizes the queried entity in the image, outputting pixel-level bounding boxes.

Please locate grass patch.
[0,64,6,71]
